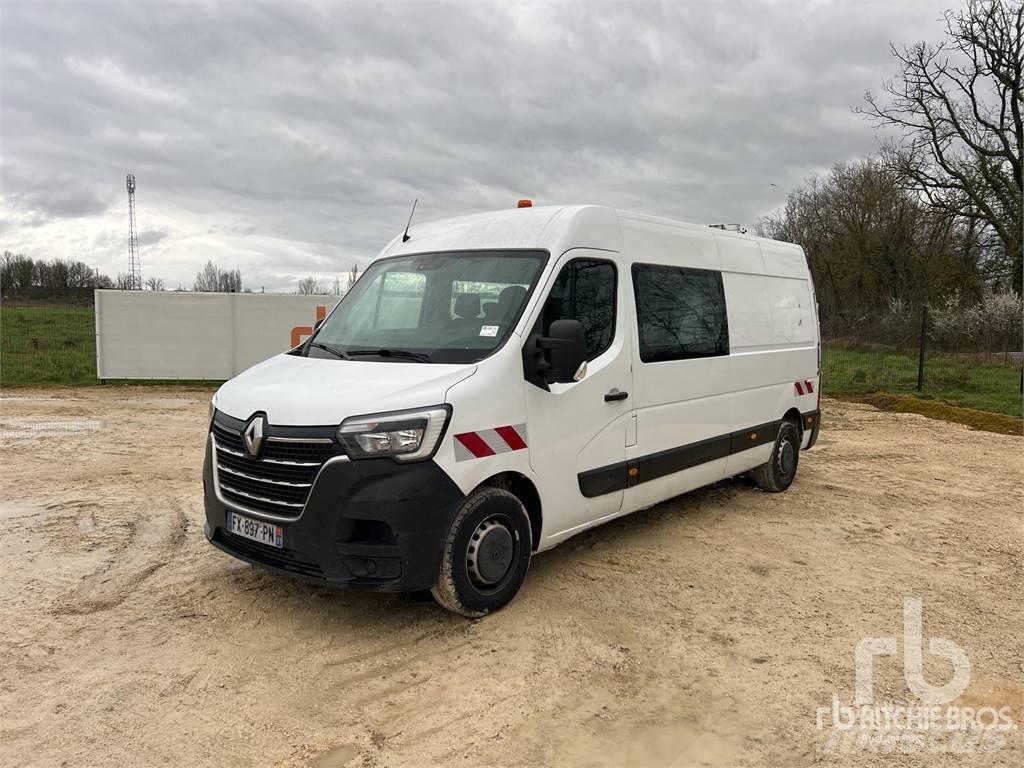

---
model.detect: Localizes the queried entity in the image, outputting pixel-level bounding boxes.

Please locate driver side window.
[540,259,617,360]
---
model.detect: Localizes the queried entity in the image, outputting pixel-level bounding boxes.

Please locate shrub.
[929,289,1022,361]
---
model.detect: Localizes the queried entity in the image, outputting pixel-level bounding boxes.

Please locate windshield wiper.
[307,342,351,360]
[346,348,432,363]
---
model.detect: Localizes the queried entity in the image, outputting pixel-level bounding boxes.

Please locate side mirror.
[313,318,325,332]
[539,319,586,384]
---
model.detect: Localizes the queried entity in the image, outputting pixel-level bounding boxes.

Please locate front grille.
[217,448,315,483]
[211,416,341,518]
[215,529,325,579]
[219,466,310,506]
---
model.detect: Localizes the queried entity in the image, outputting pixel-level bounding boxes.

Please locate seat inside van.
[496,285,527,321]
[452,293,482,325]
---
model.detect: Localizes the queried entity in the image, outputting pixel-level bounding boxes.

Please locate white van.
[203,204,821,616]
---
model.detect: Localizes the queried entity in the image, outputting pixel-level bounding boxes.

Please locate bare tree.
[297,276,321,295]
[193,260,220,292]
[859,0,1023,292]
[145,276,165,291]
[347,262,359,291]
[759,158,986,316]
[1,251,33,291]
[218,268,243,293]
[65,260,96,287]
[193,260,243,292]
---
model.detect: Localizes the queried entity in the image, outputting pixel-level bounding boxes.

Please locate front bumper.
[203,439,465,591]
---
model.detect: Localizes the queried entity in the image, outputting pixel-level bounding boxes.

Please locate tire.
[431,486,532,618]
[751,419,801,493]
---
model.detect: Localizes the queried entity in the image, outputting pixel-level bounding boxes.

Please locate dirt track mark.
[54,502,188,615]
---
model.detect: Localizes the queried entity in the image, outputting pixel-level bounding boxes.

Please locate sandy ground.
[0,388,1021,768]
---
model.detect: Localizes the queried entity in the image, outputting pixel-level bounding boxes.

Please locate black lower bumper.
[203,442,465,592]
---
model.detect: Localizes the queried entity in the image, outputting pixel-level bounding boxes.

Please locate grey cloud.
[2,169,114,220]
[1,0,954,290]
[137,229,168,247]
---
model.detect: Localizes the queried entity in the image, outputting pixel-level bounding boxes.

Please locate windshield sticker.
[479,325,499,337]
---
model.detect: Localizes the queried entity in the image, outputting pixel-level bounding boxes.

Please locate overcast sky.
[1,0,953,292]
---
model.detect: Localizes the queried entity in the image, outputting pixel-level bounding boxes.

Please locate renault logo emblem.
[243,414,266,457]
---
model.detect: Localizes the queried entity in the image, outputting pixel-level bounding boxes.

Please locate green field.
[1,305,97,387]
[823,347,1022,418]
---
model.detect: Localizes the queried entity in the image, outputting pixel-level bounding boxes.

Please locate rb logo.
[854,597,971,706]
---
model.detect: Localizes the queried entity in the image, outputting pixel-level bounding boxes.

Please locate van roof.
[381,205,618,257]
[378,204,805,272]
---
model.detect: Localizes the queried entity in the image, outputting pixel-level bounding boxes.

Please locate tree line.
[0,253,240,295]
[1,251,113,292]
[761,0,1022,319]
[2,251,361,297]
[296,263,360,295]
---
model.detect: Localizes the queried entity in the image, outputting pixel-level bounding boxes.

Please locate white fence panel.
[95,290,339,380]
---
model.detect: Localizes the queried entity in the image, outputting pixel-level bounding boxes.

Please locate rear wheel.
[431,486,532,617]
[751,419,800,493]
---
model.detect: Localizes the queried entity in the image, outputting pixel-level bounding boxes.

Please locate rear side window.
[632,264,729,362]
[541,259,616,360]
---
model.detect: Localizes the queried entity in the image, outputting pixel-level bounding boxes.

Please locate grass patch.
[823,347,1022,418]
[838,393,1023,436]
[1,305,225,389]
[1,305,97,387]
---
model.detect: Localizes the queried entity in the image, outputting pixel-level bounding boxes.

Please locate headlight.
[337,405,451,462]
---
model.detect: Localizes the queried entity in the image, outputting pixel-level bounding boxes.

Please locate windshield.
[308,250,548,364]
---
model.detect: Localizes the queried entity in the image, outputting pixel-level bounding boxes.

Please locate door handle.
[604,389,629,402]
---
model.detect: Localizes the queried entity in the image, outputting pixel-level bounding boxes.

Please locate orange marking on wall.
[290,305,327,348]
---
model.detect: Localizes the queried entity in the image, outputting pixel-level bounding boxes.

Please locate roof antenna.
[402,198,418,242]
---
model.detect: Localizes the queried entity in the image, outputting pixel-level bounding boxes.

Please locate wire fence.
[821,304,1023,418]
[1,300,97,387]
[2,298,1022,418]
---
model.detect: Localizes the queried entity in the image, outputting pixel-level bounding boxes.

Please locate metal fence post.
[916,306,928,392]
[94,288,104,383]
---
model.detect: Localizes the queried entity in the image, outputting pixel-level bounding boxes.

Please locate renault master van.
[203,204,821,616]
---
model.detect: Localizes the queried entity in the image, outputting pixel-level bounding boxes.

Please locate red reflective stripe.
[795,381,805,395]
[495,425,527,451]
[455,431,495,458]
[805,380,814,393]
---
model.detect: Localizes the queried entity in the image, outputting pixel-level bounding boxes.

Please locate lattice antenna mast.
[126,173,142,290]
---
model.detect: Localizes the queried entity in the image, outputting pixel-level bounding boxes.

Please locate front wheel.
[431,486,532,617]
[751,420,800,493]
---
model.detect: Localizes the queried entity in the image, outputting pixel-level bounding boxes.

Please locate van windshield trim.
[305,249,550,365]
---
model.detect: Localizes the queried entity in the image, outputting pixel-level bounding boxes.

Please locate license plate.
[227,511,283,548]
